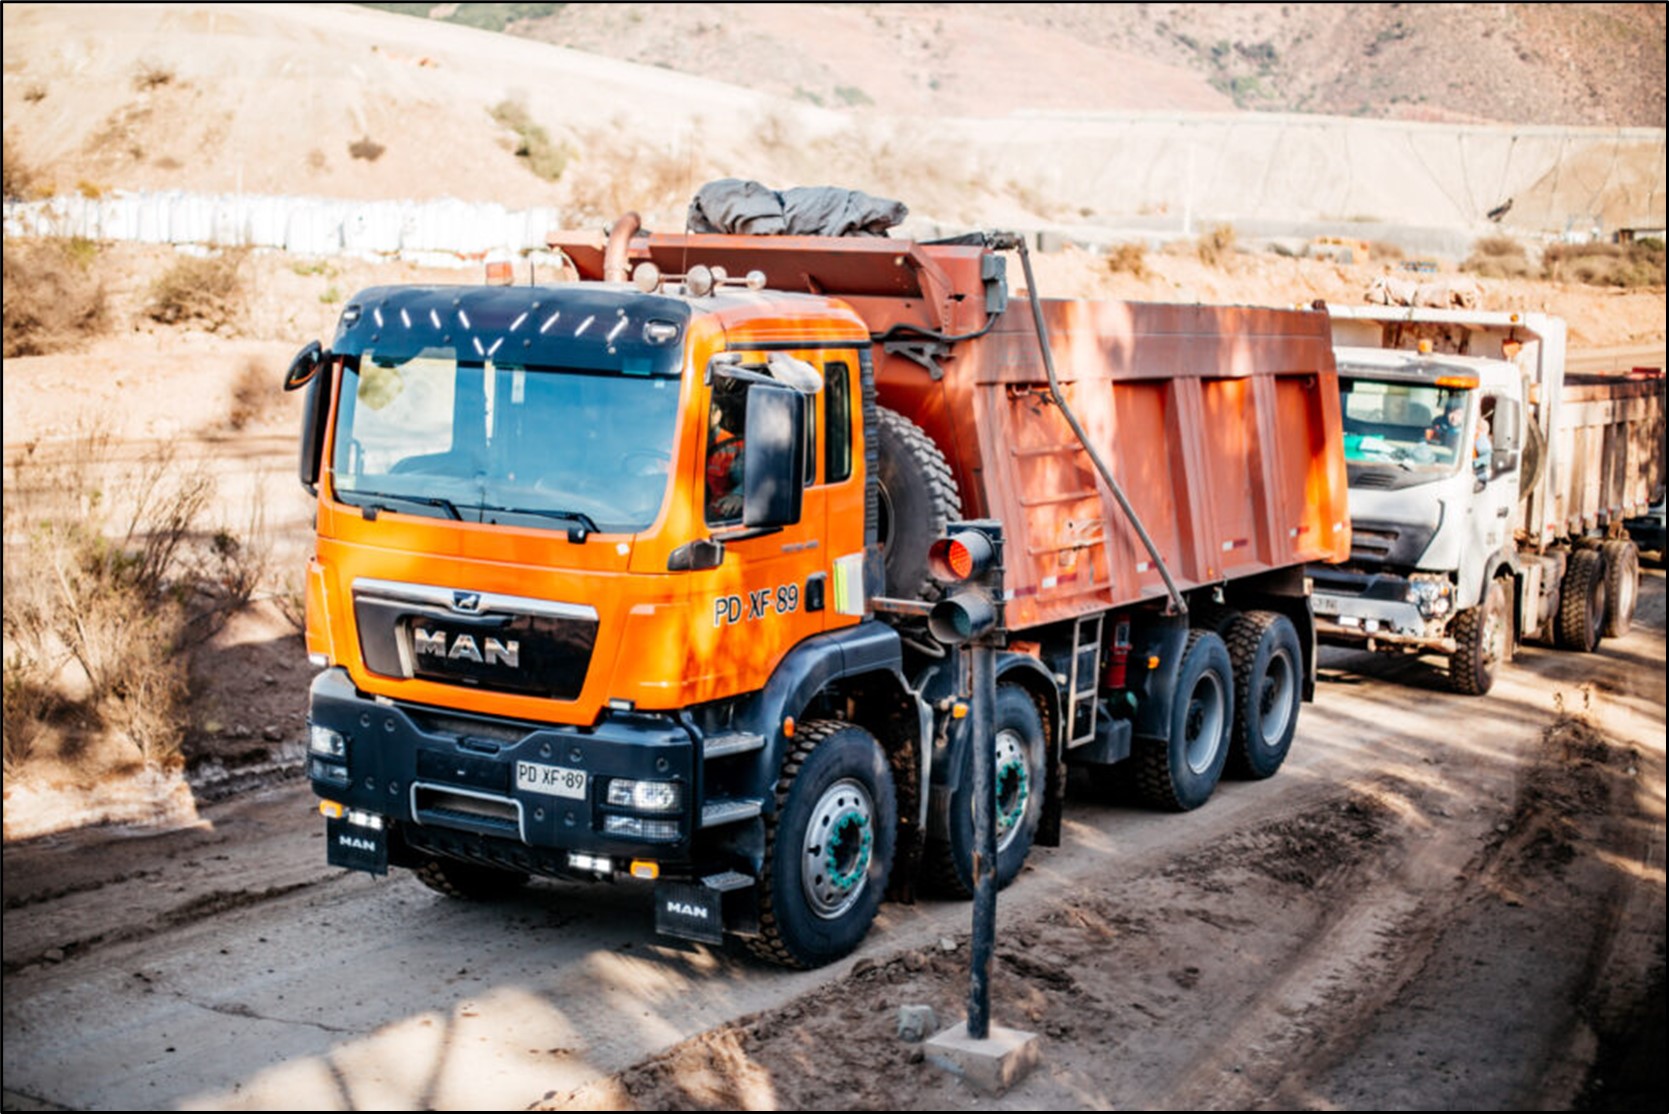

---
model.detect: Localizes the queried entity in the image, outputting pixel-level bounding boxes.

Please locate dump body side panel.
[1553,378,1664,536]
[877,299,1349,630]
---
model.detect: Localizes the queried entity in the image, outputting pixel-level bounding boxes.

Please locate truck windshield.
[1339,378,1472,476]
[330,347,681,534]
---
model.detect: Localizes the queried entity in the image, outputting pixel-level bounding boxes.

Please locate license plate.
[1313,595,1340,615]
[515,761,587,799]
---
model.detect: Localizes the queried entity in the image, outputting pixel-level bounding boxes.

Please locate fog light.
[309,757,350,786]
[309,724,346,758]
[567,852,613,874]
[603,815,680,842]
[346,809,384,830]
[607,778,682,812]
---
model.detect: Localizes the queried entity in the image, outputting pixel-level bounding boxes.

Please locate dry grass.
[1105,242,1151,280]
[1462,234,1534,279]
[491,99,573,182]
[1196,224,1238,267]
[3,135,47,201]
[1541,241,1665,288]
[3,428,271,777]
[146,249,249,331]
[2,237,111,357]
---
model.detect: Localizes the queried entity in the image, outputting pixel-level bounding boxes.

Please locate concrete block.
[923,1020,1041,1094]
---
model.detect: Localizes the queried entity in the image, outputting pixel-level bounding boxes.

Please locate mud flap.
[326,815,389,875]
[655,873,758,945]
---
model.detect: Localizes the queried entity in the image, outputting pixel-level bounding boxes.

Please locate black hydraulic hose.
[1012,237,1188,615]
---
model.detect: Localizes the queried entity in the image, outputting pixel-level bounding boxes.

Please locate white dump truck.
[1311,306,1664,694]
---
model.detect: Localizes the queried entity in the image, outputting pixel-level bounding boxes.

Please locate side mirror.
[742,382,806,529]
[284,340,328,391]
[298,361,333,493]
[1491,448,1520,478]
[1492,398,1523,452]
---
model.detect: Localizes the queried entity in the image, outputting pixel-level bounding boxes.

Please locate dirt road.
[3,572,1662,1110]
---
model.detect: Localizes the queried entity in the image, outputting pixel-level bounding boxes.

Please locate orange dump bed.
[555,230,1351,631]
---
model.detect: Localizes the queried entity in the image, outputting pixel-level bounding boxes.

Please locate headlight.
[309,724,347,758]
[606,779,683,812]
[1406,577,1453,618]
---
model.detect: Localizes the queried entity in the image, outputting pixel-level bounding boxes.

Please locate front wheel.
[748,721,898,969]
[1449,577,1511,695]
[927,684,1047,898]
[1134,630,1234,811]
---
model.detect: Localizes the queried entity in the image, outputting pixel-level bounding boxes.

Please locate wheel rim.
[1184,670,1227,774]
[801,777,875,920]
[1257,648,1297,750]
[992,727,1031,852]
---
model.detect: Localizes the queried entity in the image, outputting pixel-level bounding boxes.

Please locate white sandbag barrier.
[2,190,567,266]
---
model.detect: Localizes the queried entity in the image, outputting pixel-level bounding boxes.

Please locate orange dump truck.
[287,222,1349,967]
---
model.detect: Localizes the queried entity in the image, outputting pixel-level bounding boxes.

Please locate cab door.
[695,350,863,696]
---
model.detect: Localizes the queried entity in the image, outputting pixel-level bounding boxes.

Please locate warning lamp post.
[928,521,1005,1040]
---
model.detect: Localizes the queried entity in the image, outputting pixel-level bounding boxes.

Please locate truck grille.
[352,579,597,700]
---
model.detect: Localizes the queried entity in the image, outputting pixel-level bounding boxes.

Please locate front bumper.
[306,668,701,875]
[1311,569,1455,651]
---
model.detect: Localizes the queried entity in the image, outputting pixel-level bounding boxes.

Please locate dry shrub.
[1462,234,1533,279]
[3,429,270,776]
[1541,241,1665,288]
[2,237,111,357]
[1106,242,1150,280]
[227,357,277,431]
[3,134,46,201]
[133,60,176,91]
[146,248,248,331]
[491,99,573,182]
[1196,224,1238,267]
[1369,240,1405,262]
[348,136,386,162]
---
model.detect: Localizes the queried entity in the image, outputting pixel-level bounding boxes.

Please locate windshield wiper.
[352,492,462,520]
[479,505,601,539]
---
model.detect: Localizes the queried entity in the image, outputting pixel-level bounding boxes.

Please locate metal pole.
[966,640,997,1040]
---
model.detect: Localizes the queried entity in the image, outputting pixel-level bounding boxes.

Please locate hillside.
[439,2,1668,127]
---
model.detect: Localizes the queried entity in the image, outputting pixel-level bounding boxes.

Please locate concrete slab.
[923,1020,1041,1094]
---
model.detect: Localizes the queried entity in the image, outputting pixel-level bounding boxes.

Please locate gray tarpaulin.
[687,179,907,237]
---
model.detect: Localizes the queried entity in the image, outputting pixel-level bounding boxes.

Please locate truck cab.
[1311,346,1525,691]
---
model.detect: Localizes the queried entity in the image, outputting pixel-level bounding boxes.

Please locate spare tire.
[874,407,962,600]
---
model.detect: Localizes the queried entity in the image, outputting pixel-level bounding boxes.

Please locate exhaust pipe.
[603,211,642,283]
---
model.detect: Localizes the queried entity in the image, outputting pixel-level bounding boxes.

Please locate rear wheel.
[1134,630,1233,811]
[926,684,1047,897]
[1555,548,1607,652]
[1224,611,1302,775]
[1601,539,1639,638]
[413,856,529,901]
[748,720,897,969]
[1449,577,1511,695]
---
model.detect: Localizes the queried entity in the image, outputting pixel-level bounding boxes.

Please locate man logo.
[337,835,379,852]
[413,629,520,668]
[451,591,483,613]
[665,901,709,919]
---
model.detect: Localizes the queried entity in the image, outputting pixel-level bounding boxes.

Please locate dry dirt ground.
[1,577,1662,1110]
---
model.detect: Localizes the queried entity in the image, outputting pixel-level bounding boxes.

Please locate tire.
[1448,577,1511,696]
[1601,539,1639,638]
[747,720,897,969]
[1134,630,1234,811]
[1555,548,1607,652]
[874,407,961,600]
[926,685,1047,898]
[1224,611,1302,776]
[413,855,529,901]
